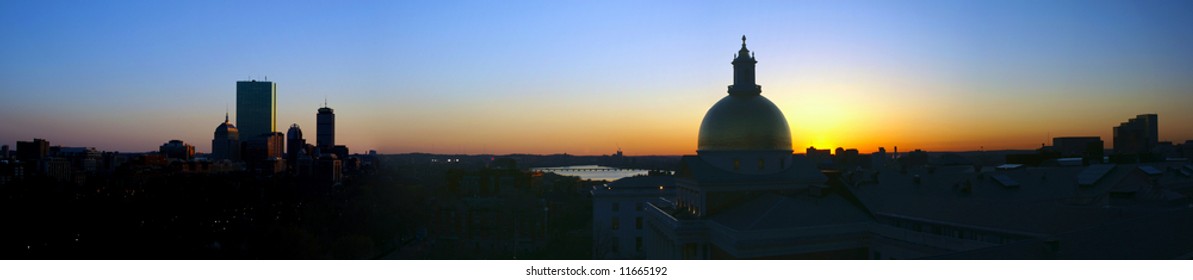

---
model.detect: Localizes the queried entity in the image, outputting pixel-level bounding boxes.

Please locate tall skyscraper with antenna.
[317,101,335,151]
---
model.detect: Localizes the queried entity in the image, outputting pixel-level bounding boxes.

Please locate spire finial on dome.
[737,35,751,55]
[730,35,760,96]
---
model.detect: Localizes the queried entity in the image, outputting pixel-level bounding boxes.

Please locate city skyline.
[3,1,1193,155]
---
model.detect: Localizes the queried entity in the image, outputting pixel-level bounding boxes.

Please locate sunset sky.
[2,0,1192,155]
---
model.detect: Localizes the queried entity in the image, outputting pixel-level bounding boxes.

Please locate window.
[636,202,643,212]
[612,202,620,212]
[635,237,643,253]
[733,159,740,170]
[780,158,785,169]
[635,217,643,230]
[612,237,620,253]
[611,217,620,230]
[758,159,765,170]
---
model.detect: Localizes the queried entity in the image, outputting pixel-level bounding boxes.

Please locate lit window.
[733,160,740,170]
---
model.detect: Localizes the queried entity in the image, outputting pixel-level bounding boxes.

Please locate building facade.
[286,123,307,170]
[16,138,49,162]
[211,113,240,161]
[1113,114,1158,156]
[159,140,195,161]
[236,80,277,142]
[1052,136,1103,162]
[243,132,285,174]
[591,176,677,259]
[317,106,335,150]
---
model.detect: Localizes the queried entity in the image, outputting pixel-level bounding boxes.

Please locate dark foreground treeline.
[0,155,602,259]
[0,164,426,259]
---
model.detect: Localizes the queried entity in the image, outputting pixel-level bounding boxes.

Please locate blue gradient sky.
[2,0,1192,155]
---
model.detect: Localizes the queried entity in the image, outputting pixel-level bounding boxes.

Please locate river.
[529,165,652,181]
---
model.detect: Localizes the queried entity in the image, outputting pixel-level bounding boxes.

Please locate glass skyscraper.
[236,80,276,141]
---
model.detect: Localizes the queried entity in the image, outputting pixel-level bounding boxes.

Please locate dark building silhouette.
[1113,114,1157,156]
[314,153,342,184]
[286,124,308,171]
[159,140,195,161]
[1153,141,1180,159]
[44,157,72,183]
[806,146,831,166]
[331,145,350,161]
[835,147,861,169]
[317,105,335,150]
[211,113,240,161]
[0,156,21,185]
[236,80,276,144]
[872,147,889,167]
[295,146,314,176]
[243,132,285,174]
[55,147,101,174]
[1053,136,1104,163]
[16,138,49,161]
[1184,140,1193,158]
[14,138,51,182]
[903,149,929,166]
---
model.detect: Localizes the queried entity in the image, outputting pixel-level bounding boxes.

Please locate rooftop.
[849,162,1193,236]
[709,193,872,231]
